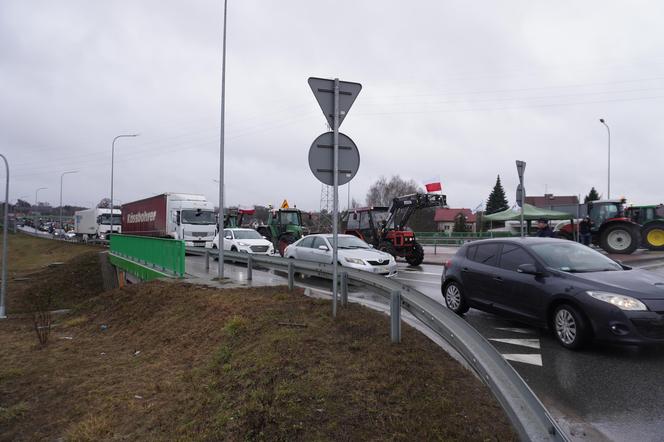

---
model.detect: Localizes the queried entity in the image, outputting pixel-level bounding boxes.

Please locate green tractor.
[256,208,308,256]
[626,204,664,251]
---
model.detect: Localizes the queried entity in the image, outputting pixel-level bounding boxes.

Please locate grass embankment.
[0,234,517,441]
[0,233,103,313]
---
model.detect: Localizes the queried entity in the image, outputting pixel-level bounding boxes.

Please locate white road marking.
[495,327,534,334]
[502,354,543,366]
[393,277,440,285]
[400,269,441,276]
[489,338,541,349]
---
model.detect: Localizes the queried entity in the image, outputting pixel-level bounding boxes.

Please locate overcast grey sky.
[2,0,663,211]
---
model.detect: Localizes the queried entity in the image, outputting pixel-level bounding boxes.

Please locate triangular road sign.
[308,77,362,129]
[280,199,289,209]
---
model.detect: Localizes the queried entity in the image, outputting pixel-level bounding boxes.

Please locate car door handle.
[493,276,503,282]
[462,267,469,272]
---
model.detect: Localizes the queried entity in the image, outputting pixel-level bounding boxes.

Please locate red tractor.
[341,193,447,266]
[558,199,641,254]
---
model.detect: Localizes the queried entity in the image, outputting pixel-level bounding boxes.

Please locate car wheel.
[231,246,237,252]
[552,304,589,350]
[443,281,469,315]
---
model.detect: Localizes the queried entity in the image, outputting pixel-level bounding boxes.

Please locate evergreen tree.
[453,213,468,233]
[486,175,509,214]
[584,187,600,203]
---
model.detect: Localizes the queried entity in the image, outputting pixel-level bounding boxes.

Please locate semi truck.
[121,193,217,247]
[74,207,122,240]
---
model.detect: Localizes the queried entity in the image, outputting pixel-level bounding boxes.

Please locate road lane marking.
[393,277,440,285]
[489,338,541,349]
[495,327,534,334]
[502,354,543,366]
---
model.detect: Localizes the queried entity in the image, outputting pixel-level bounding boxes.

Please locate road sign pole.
[332,78,339,318]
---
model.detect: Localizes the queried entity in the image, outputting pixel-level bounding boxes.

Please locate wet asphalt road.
[187,254,664,441]
[392,262,664,442]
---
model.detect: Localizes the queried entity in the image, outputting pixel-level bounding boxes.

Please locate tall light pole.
[35,187,47,209]
[218,0,228,279]
[1,154,9,318]
[110,134,139,237]
[599,118,611,199]
[59,170,78,229]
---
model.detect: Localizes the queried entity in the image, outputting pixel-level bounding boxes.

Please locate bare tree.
[365,175,420,206]
[97,198,111,209]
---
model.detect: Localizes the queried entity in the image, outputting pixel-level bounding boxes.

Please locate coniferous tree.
[486,175,509,214]
[584,187,600,203]
[453,213,468,233]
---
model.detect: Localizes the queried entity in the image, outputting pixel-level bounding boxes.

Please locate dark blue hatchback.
[441,237,664,349]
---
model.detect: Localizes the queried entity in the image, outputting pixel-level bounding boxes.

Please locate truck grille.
[191,231,209,238]
[250,245,270,253]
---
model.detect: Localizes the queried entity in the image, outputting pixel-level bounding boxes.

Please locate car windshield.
[181,209,216,225]
[98,214,122,225]
[233,230,262,240]
[325,235,370,249]
[530,242,623,272]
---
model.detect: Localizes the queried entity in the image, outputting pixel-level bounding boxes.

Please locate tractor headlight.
[586,291,647,311]
[345,257,365,265]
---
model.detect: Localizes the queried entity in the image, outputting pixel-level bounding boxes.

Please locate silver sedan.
[284,234,397,276]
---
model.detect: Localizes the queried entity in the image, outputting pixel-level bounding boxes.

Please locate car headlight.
[586,291,647,311]
[237,242,249,246]
[344,257,365,265]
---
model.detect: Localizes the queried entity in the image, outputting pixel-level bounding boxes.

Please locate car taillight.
[444,259,452,269]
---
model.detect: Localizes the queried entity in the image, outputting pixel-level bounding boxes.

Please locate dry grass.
[0,281,516,441]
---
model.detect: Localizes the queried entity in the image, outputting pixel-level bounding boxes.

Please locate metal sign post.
[308,77,362,318]
[516,160,526,238]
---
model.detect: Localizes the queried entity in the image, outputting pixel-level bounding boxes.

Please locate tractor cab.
[586,200,629,231]
[257,208,308,256]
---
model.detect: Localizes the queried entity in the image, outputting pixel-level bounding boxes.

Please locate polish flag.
[423,177,442,193]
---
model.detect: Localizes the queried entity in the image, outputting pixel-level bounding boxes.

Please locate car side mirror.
[369,244,374,248]
[225,235,232,240]
[318,245,329,251]
[517,263,540,275]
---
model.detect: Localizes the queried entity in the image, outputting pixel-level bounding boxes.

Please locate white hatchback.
[209,228,275,255]
[284,234,397,276]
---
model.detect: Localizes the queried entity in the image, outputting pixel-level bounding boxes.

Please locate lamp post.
[59,170,78,230]
[218,0,228,279]
[35,187,47,209]
[110,134,139,237]
[0,154,8,318]
[599,118,611,199]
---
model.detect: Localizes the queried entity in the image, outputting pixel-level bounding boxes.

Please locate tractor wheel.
[643,222,664,251]
[405,241,424,266]
[277,233,296,257]
[600,224,640,254]
[378,241,396,258]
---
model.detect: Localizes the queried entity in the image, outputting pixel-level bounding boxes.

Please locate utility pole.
[599,119,611,199]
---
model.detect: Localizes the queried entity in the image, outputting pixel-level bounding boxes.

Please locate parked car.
[284,234,397,276]
[441,237,664,349]
[209,228,275,255]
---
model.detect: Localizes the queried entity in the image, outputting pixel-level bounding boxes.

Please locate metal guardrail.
[187,246,566,442]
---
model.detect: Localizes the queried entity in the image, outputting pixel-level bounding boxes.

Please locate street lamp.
[110,134,139,236]
[35,187,47,209]
[0,154,9,318]
[218,0,228,279]
[59,170,78,230]
[599,118,611,199]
